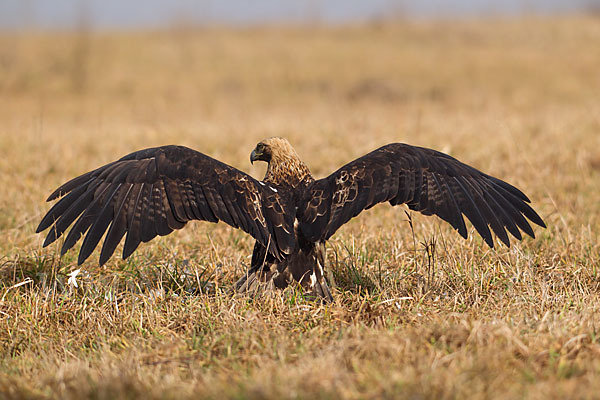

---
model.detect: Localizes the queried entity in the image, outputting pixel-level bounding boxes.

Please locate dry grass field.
[1,15,600,399]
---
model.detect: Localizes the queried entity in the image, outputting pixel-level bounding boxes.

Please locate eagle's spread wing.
[298,143,545,246]
[37,146,295,265]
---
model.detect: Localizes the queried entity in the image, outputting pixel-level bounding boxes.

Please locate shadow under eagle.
[37,137,546,301]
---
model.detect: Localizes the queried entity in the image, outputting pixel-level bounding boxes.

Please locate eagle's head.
[250,137,296,165]
[250,137,313,186]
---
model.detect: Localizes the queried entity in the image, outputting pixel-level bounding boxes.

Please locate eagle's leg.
[234,242,281,295]
[293,241,332,302]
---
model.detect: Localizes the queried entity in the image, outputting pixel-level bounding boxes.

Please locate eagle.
[37,137,545,301]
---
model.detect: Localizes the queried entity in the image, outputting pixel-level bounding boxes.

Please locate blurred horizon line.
[1,0,598,32]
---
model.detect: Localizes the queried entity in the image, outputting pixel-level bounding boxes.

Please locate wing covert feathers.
[37,146,295,265]
[298,143,545,246]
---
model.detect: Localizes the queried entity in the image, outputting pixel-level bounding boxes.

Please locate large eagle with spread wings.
[37,137,545,301]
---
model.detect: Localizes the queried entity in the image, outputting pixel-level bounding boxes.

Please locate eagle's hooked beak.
[250,149,259,165]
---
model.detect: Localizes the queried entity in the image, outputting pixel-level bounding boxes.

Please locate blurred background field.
[1,2,600,399]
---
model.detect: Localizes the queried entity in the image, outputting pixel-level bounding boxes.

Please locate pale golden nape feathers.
[260,137,313,187]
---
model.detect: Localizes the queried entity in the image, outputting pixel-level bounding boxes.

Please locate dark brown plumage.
[37,137,546,301]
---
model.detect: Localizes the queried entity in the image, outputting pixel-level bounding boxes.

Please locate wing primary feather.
[489,184,534,236]
[452,176,493,247]
[78,183,123,264]
[479,183,522,241]
[486,184,536,238]
[488,176,531,202]
[37,178,94,233]
[491,182,545,229]
[463,176,510,247]
[46,164,115,201]
[43,181,104,248]
[59,182,112,255]
[100,183,135,265]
